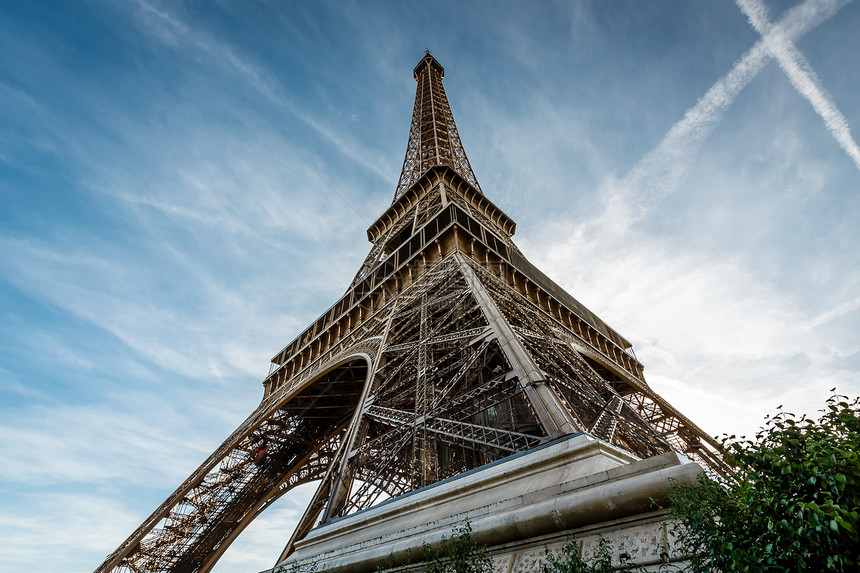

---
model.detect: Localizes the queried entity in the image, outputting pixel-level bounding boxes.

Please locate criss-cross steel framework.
[395,52,481,200]
[96,53,724,573]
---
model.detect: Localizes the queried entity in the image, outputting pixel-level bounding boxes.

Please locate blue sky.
[1,1,859,571]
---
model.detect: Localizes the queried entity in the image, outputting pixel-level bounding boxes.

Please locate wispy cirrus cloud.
[0,234,313,381]
[128,0,394,187]
[0,400,209,485]
[0,493,140,572]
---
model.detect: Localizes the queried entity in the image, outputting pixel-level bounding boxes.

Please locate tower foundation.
[275,433,699,573]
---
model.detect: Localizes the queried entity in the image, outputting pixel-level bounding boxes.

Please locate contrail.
[607,0,853,224]
[736,0,860,171]
[807,294,860,328]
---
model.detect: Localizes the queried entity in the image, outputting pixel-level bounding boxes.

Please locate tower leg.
[457,254,579,438]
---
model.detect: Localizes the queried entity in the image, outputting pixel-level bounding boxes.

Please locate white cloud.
[525,216,860,439]
[0,366,46,399]
[127,0,394,184]
[0,237,277,380]
[0,493,140,572]
[0,398,214,486]
[807,294,860,329]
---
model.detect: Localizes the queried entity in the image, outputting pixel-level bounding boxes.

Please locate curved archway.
[196,355,373,572]
[98,354,372,573]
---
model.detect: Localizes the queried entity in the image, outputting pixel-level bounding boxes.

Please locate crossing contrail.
[608,0,853,224]
[737,0,860,171]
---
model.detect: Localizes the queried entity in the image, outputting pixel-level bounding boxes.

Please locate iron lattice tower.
[96,53,723,573]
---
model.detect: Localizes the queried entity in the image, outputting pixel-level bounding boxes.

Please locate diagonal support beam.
[456,254,579,438]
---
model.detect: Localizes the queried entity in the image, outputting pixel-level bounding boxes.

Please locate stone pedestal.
[270,433,701,572]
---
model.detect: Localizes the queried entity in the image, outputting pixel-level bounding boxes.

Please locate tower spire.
[394,52,482,200]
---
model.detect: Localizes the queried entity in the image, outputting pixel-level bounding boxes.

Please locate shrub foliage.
[539,538,629,573]
[423,522,493,573]
[668,394,860,571]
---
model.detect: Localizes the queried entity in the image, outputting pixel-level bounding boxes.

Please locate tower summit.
[396,51,482,199]
[96,55,722,573]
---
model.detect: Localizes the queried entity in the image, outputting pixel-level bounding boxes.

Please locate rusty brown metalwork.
[395,52,482,200]
[95,54,723,573]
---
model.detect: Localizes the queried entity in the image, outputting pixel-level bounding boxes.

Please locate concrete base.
[271,433,701,572]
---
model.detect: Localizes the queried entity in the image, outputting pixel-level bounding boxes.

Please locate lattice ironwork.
[97,358,369,573]
[395,52,482,200]
[96,54,724,573]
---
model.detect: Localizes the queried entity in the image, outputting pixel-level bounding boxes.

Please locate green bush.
[423,522,493,573]
[668,394,860,571]
[540,538,631,573]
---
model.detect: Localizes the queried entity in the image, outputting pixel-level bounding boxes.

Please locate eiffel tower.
[96,52,722,573]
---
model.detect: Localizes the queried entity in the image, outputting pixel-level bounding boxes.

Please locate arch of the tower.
[97,354,372,573]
